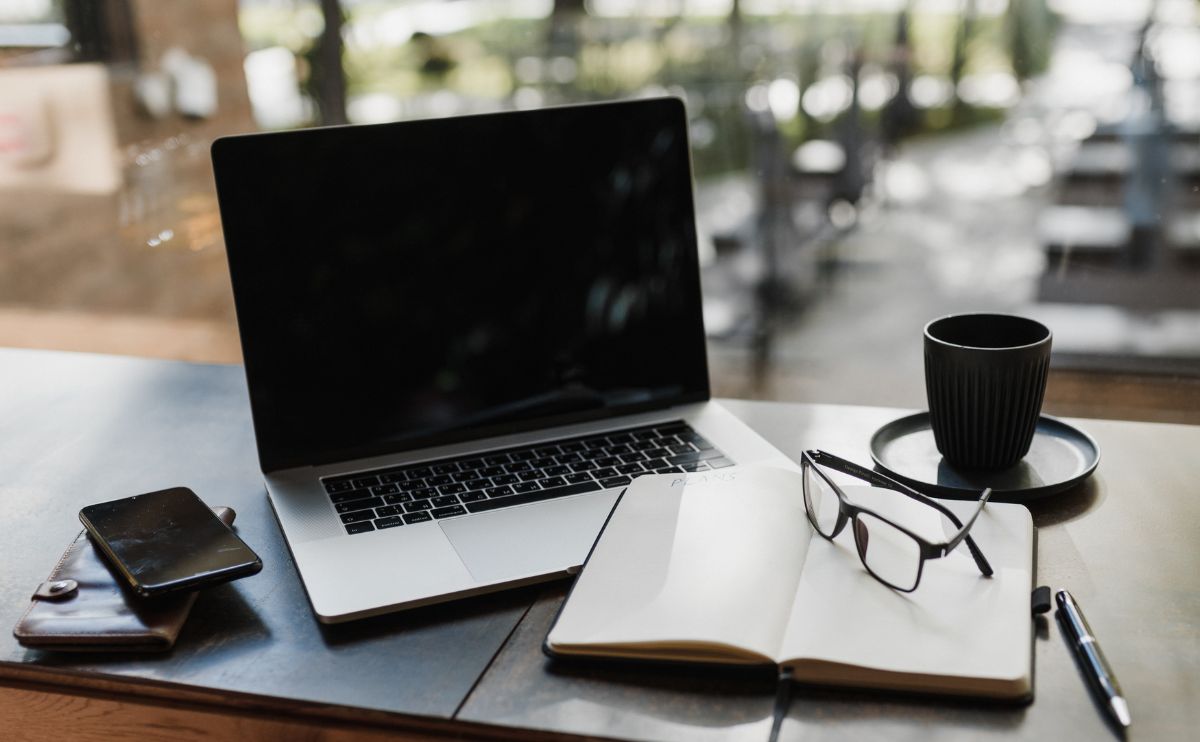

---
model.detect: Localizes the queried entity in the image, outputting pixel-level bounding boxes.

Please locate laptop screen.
[212,98,710,472]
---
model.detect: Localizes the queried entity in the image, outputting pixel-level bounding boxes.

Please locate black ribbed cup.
[924,314,1052,470]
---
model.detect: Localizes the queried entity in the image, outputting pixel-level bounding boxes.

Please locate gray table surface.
[1,348,1197,741]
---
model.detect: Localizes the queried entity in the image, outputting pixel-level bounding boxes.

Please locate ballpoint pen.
[1056,589,1132,731]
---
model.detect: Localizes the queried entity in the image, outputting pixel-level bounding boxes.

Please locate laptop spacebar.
[465,481,602,513]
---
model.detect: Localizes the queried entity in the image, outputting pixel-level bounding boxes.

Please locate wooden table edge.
[0,661,627,741]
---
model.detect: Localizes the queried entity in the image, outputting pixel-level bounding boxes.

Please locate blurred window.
[1,0,1197,421]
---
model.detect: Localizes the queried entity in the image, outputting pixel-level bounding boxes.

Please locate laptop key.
[484,454,510,465]
[507,450,535,461]
[492,474,519,485]
[505,461,532,473]
[465,479,491,491]
[325,480,353,494]
[453,470,479,482]
[570,461,596,472]
[599,476,632,489]
[345,521,375,535]
[466,481,601,513]
[374,516,404,529]
[666,449,722,466]
[538,476,566,488]
[427,474,452,486]
[352,476,380,489]
[341,510,374,524]
[460,491,488,503]
[459,458,485,470]
[679,462,710,472]
[336,497,383,514]
[372,483,400,496]
[565,472,594,484]
[412,487,437,499]
[481,466,506,477]
[406,467,432,479]
[559,442,585,452]
[616,463,644,475]
[431,495,461,507]
[656,424,689,436]
[329,488,373,504]
[544,465,570,476]
[375,505,403,517]
[593,467,618,479]
[432,463,458,475]
[512,481,540,493]
[518,470,542,481]
[399,480,426,492]
[486,485,514,498]
[404,500,432,512]
[383,492,412,505]
[438,483,466,495]
[619,452,646,463]
[403,511,432,524]
[431,505,467,519]
[555,452,581,464]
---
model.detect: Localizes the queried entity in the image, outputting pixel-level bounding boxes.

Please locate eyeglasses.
[801,450,994,592]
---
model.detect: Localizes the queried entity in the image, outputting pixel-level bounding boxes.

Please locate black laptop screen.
[212,99,710,472]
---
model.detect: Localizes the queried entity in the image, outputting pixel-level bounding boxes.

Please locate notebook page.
[777,486,1032,691]
[547,466,813,662]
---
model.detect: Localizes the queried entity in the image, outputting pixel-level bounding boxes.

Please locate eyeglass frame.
[800,449,994,592]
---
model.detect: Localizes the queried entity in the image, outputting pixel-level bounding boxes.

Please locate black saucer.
[869,412,1100,501]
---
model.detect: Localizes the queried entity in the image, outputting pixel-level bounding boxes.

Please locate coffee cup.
[924,313,1052,470]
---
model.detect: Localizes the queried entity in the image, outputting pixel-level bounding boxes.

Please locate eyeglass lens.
[802,463,840,536]
[853,512,922,591]
[804,456,925,591]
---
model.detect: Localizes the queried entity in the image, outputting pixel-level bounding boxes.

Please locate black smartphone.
[79,487,262,597]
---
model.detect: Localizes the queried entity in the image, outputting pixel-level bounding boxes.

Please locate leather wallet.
[12,506,235,652]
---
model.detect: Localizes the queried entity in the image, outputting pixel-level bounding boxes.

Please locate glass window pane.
[0,2,1193,425]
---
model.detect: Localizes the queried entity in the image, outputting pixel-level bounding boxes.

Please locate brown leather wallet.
[12,506,235,652]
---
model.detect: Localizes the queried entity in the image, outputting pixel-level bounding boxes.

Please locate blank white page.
[779,485,1033,694]
[547,466,813,662]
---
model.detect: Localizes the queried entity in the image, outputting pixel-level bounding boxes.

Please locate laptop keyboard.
[322,420,734,535]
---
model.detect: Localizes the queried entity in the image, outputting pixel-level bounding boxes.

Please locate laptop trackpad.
[440,491,620,585]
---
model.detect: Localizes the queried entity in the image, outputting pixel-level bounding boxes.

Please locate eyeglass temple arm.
[945,487,993,558]
[805,450,994,577]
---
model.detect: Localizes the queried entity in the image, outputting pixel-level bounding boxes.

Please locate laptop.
[211,97,795,623]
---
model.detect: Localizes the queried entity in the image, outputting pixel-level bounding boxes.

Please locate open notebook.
[545,465,1035,700]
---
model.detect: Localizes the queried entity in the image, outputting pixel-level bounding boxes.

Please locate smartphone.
[79,487,262,597]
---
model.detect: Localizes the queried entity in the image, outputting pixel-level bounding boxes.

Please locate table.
[1,348,1196,741]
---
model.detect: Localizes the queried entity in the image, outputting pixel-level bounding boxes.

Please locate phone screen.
[80,487,261,596]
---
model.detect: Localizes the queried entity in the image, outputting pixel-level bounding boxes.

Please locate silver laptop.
[211,98,794,623]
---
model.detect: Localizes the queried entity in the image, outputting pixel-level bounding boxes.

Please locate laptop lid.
[211,98,710,474]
